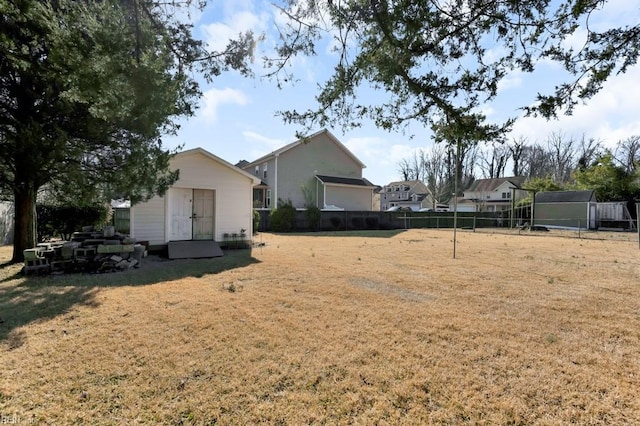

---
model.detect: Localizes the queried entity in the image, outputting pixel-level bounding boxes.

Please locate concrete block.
[23,248,44,260]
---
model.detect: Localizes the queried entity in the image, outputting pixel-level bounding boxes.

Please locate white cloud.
[510,63,640,148]
[242,131,286,151]
[345,136,387,159]
[200,88,249,122]
[202,10,268,52]
[497,70,524,92]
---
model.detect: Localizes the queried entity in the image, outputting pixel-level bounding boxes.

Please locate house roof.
[316,175,376,187]
[175,148,262,185]
[535,190,596,203]
[384,180,430,194]
[466,176,526,192]
[242,129,366,169]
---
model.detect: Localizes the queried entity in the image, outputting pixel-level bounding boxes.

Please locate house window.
[255,165,259,176]
[266,189,272,208]
[502,192,511,199]
[263,163,268,179]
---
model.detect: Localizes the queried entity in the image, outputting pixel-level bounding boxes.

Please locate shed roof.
[175,148,261,185]
[535,190,596,203]
[316,175,375,187]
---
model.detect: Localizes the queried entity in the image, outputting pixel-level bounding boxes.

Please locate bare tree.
[478,142,510,178]
[546,132,576,184]
[509,136,527,176]
[397,158,412,181]
[423,144,451,205]
[575,135,603,168]
[614,135,640,174]
[520,143,553,179]
[397,150,426,181]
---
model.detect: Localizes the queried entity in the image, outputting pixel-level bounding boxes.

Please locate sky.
[164,0,640,187]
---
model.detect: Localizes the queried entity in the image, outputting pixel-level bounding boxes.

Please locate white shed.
[130,148,261,246]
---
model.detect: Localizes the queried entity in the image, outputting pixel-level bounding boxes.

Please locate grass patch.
[1,231,639,424]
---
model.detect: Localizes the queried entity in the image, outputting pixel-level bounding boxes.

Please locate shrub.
[270,199,296,232]
[253,209,261,233]
[304,205,321,231]
[37,203,110,242]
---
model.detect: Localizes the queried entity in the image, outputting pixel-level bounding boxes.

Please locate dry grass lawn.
[1,229,639,424]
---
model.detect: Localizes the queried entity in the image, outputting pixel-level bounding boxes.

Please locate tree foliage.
[272,0,640,132]
[518,176,565,205]
[0,0,255,261]
[572,153,640,203]
[270,199,297,232]
[36,203,110,242]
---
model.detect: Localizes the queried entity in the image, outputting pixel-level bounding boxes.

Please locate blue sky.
[164,0,640,186]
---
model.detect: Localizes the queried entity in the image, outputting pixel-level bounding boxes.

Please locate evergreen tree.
[0,0,255,261]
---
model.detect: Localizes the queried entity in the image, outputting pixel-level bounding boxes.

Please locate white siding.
[326,185,372,210]
[171,152,255,241]
[131,195,166,245]
[131,150,257,245]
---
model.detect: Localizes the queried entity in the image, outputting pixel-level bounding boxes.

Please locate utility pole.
[453,138,460,259]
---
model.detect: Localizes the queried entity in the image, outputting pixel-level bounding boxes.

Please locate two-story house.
[462,176,527,212]
[240,129,376,211]
[380,180,435,211]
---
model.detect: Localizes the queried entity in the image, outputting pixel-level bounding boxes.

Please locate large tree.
[573,153,640,203]
[0,0,255,262]
[271,0,639,160]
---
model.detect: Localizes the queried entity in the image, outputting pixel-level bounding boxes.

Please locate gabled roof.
[466,176,526,192]
[384,180,430,194]
[243,129,366,169]
[175,148,261,185]
[316,175,376,187]
[535,190,596,203]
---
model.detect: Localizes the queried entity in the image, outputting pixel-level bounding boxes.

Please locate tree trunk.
[12,184,37,263]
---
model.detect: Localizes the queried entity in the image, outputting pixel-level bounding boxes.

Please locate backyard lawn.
[1,229,639,424]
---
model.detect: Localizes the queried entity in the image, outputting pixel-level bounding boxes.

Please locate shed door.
[170,188,193,241]
[193,189,215,240]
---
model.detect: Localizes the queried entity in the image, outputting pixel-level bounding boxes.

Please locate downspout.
[274,154,278,208]
[323,183,327,208]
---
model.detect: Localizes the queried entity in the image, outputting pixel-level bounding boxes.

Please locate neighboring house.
[380,180,435,211]
[450,197,476,212]
[462,176,527,212]
[534,190,597,230]
[240,129,376,211]
[130,148,261,246]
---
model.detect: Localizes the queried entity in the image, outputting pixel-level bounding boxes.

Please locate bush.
[270,199,296,232]
[304,205,321,231]
[253,209,261,233]
[37,203,110,242]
